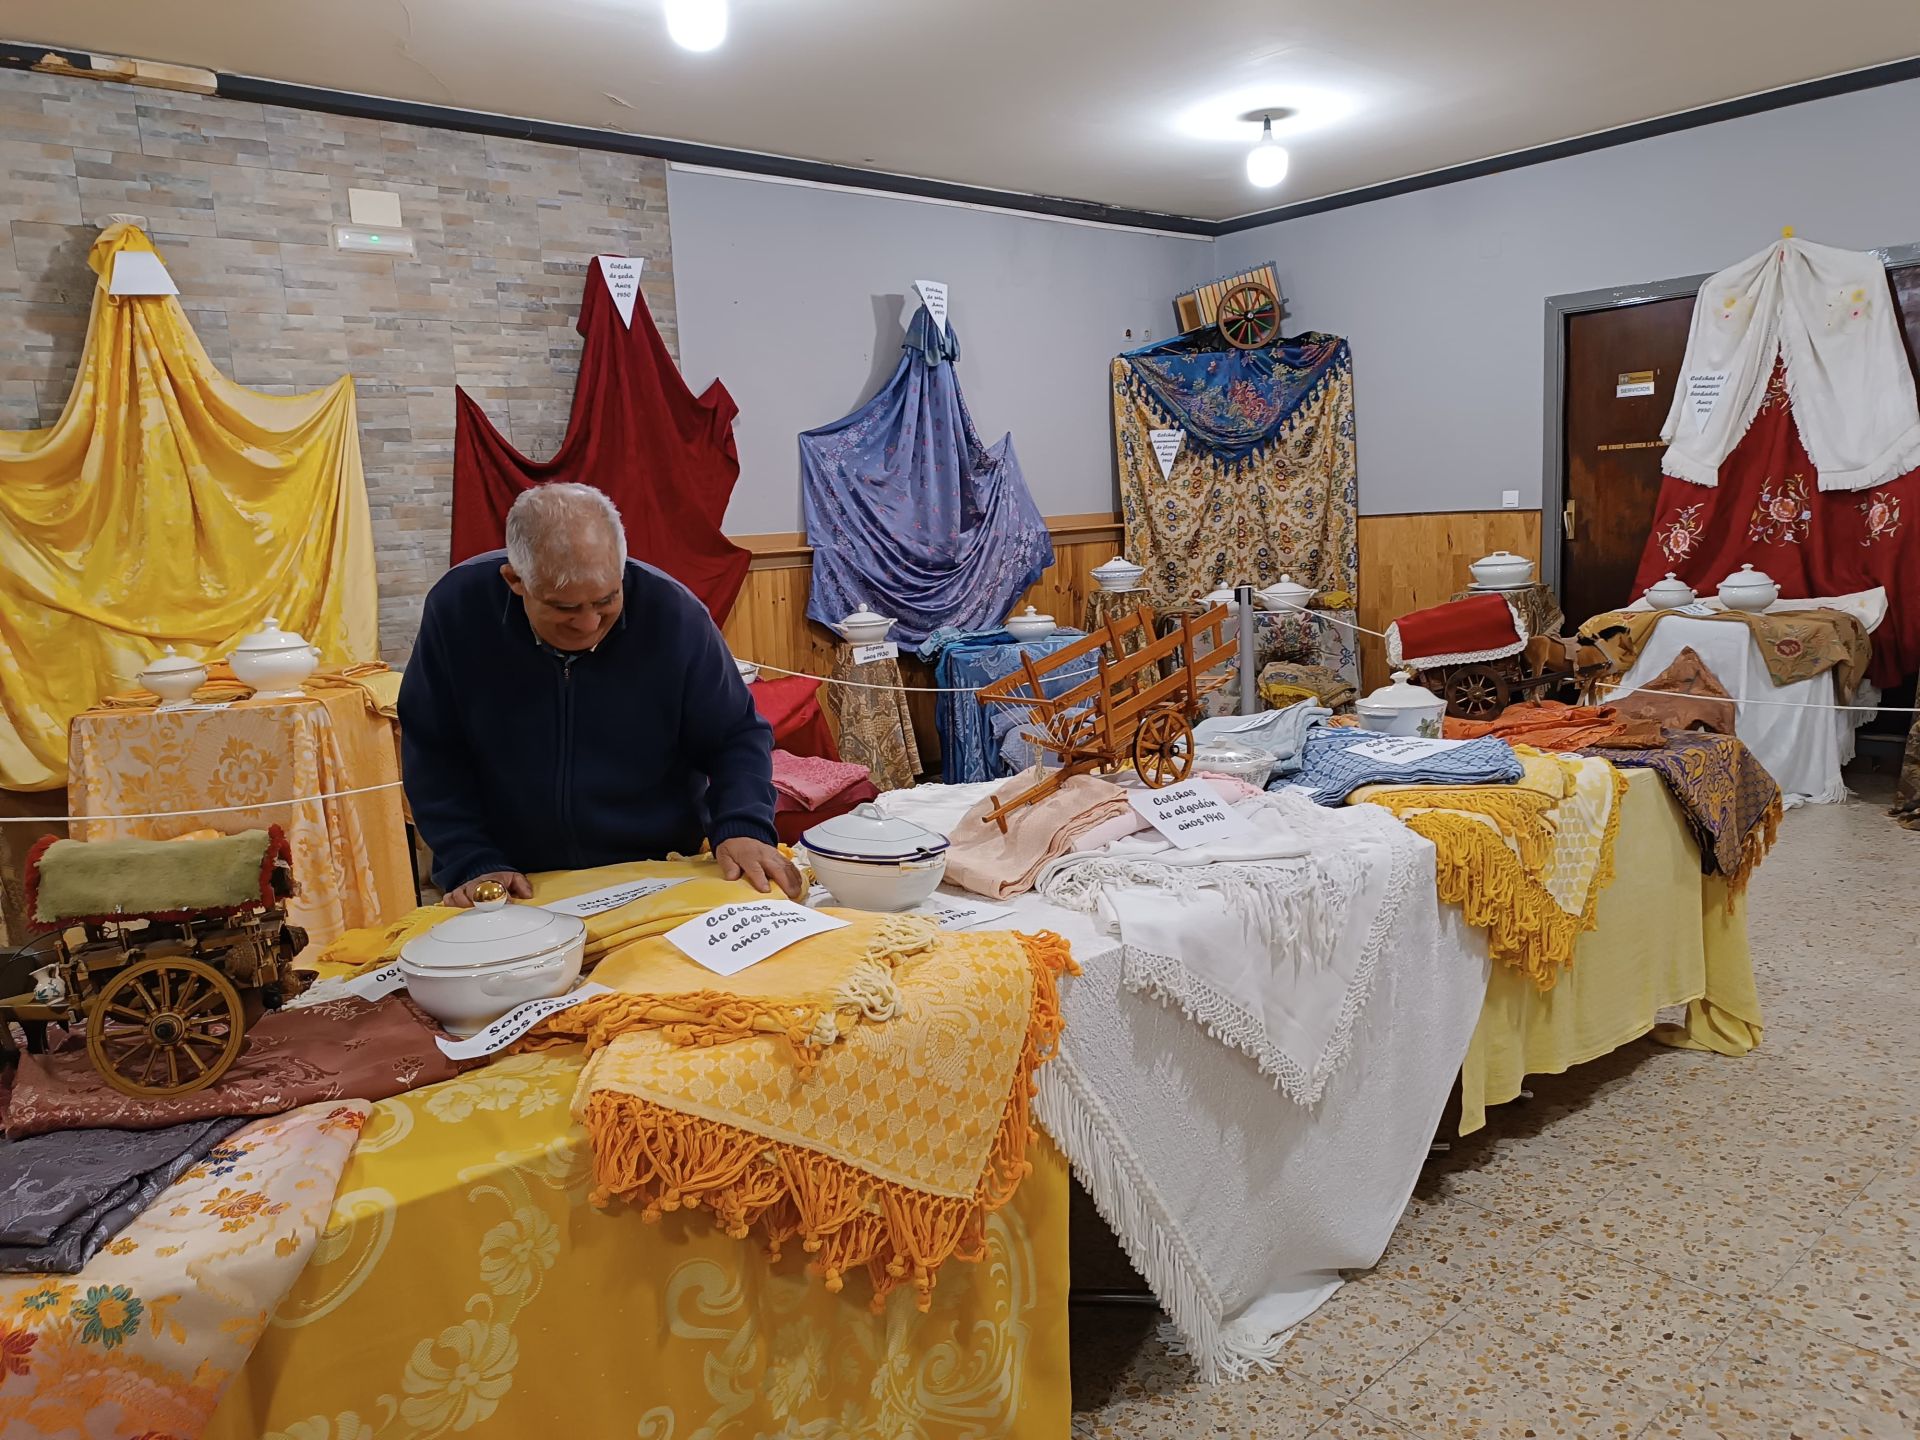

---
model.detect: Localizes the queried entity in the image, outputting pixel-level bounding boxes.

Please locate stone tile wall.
[0,69,677,659]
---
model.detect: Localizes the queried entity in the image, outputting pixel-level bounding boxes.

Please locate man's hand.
[715,837,805,901]
[445,870,533,908]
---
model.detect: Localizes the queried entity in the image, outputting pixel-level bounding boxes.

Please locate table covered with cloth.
[1457,767,1761,1134]
[205,1045,1071,1438]
[68,680,412,946]
[1590,610,1876,805]
[824,644,921,790]
[932,630,1088,782]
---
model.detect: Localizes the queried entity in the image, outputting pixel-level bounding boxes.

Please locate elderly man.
[400,483,801,905]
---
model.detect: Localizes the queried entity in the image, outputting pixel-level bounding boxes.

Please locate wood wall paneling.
[1353,510,1543,690]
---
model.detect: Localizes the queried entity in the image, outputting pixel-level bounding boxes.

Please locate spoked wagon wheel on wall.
[1444,664,1510,721]
[1216,281,1282,350]
[86,956,246,1098]
[1132,707,1195,787]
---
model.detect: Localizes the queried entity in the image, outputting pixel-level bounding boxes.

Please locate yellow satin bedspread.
[0,223,376,791]
[1459,769,1763,1135]
[204,1045,1072,1439]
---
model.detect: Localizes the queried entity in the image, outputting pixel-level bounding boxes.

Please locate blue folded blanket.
[1280,723,1524,805]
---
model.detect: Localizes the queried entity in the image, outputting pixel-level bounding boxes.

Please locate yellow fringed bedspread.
[1352,749,1629,989]
[536,918,1074,1313]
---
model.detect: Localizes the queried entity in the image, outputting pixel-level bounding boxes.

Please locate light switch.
[348,188,403,227]
[1501,490,1520,508]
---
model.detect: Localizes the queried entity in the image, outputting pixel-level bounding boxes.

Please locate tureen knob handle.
[471,879,507,907]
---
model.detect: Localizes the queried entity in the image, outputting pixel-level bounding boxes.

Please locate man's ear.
[500,563,527,598]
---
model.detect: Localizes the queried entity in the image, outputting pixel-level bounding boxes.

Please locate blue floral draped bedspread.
[803,309,1054,646]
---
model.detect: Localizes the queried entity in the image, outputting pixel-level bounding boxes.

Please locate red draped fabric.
[451,258,751,623]
[1633,363,1920,687]
[749,676,839,762]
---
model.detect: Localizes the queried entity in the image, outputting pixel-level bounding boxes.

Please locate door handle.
[1562,498,1577,541]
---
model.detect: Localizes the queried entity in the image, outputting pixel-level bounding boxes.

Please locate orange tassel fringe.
[577,931,1076,1312]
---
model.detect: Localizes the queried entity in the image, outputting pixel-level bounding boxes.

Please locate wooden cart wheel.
[86,956,246,1098]
[1132,707,1195,787]
[1216,281,1282,351]
[1444,665,1510,720]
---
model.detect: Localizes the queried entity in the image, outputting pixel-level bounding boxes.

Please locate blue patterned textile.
[1283,724,1524,806]
[1120,331,1350,464]
[934,631,1090,783]
[803,308,1054,647]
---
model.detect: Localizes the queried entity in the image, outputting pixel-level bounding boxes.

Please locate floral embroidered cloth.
[0,1117,246,1274]
[824,647,922,790]
[1582,731,1782,889]
[1579,604,1871,699]
[1635,359,1920,686]
[802,310,1053,646]
[6,997,453,1140]
[0,1099,368,1439]
[200,1050,1071,1440]
[1351,749,1628,990]
[1112,332,1358,613]
[67,686,413,947]
[538,918,1070,1311]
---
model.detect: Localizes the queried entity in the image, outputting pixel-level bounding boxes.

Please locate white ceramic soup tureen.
[1355,669,1448,739]
[399,881,586,1036]
[1090,555,1146,593]
[1004,605,1057,640]
[137,645,208,707]
[831,602,897,644]
[1254,575,1315,611]
[1716,564,1780,613]
[1197,585,1240,616]
[801,803,949,912]
[1468,551,1535,589]
[228,618,321,698]
[1643,572,1697,609]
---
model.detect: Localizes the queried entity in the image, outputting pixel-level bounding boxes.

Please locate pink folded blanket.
[946,775,1135,899]
[771,750,874,811]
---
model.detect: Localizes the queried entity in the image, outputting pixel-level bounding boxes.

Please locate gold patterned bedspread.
[203,1047,1071,1440]
[1580,605,1871,698]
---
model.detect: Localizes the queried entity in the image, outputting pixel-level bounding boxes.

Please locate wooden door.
[1559,297,1695,624]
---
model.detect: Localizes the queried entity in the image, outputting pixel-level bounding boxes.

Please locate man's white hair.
[504,483,628,591]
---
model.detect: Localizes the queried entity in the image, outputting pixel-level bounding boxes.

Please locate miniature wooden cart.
[2,828,312,1097]
[1173,262,1285,350]
[973,603,1237,831]
[1427,635,1618,720]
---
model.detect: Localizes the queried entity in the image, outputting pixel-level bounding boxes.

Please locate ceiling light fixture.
[665,0,728,52]
[1245,114,1289,189]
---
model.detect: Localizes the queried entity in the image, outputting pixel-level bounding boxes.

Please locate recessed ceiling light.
[666,0,727,52]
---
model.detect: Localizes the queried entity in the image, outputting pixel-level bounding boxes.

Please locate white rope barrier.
[0,780,406,825]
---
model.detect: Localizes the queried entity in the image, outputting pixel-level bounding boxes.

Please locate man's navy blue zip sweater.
[398,551,777,892]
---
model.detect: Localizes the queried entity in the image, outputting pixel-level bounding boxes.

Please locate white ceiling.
[12,0,1920,221]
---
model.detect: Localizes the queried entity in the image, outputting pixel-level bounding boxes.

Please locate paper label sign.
[336,962,406,1002]
[909,896,1011,931]
[109,250,179,296]
[542,876,686,918]
[1686,371,1728,431]
[1346,735,1471,766]
[597,255,644,328]
[434,981,611,1061]
[1149,429,1185,480]
[1680,600,1718,616]
[1127,779,1254,849]
[1615,370,1656,398]
[914,279,949,335]
[851,640,899,665]
[666,901,849,977]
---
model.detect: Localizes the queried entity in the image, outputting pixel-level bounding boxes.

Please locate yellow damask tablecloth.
[1458,769,1763,1134]
[205,1045,1072,1439]
[67,689,412,947]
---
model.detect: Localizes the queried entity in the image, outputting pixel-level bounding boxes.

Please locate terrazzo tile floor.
[1070,764,1920,1438]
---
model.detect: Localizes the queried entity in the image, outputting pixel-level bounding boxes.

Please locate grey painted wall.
[1217,76,1920,516]
[666,166,1214,529]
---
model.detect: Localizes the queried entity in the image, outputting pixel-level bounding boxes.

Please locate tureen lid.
[1012,604,1054,624]
[838,601,893,625]
[1200,584,1239,603]
[803,802,949,862]
[400,887,585,972]
[1646,571,1694,595]
[233,617,314,652]
[1357,669,1446,712]
[1092,554,1143,575]
[1719,563,1776,590]
[139,645,205,676]
[1258,574,1315,598]
[1192,737,1273,768]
